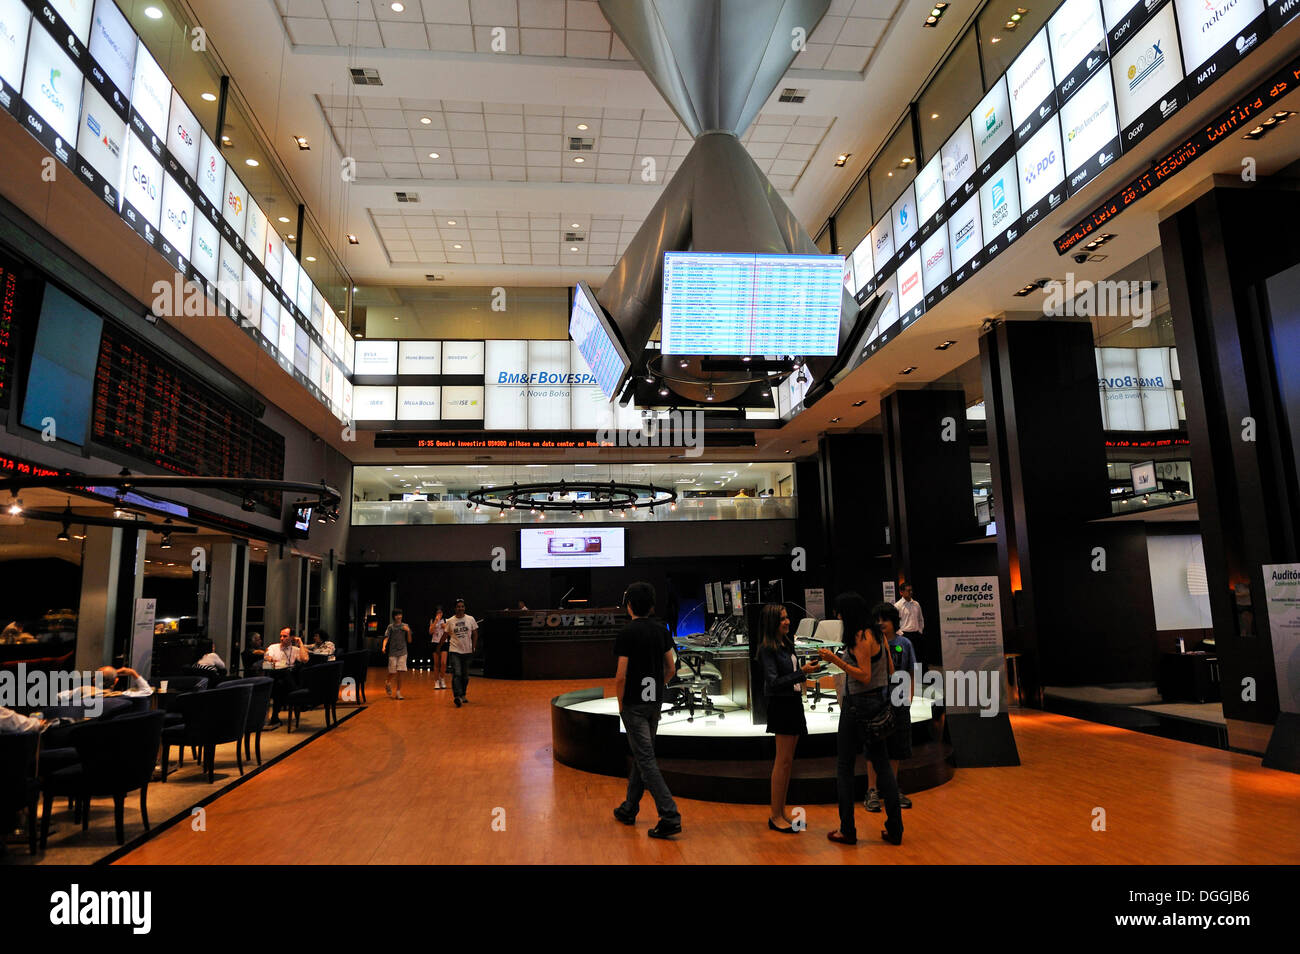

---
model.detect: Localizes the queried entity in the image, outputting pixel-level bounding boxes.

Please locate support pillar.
[1160,181,1300,766]
[816,433,888,600]
[75,527,123,672]
[207,541,248,668]
[264,546,302,639]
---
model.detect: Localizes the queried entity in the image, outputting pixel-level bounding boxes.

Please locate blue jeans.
[836,692,902,841]
[449,652,471,699]
[619,702,680,825]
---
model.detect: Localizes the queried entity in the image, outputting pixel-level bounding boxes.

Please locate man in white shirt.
[894,583,929,666]
[263,627,308,727]
[57,666,151,701]
[447,599,478,708]
[0,705,44,734]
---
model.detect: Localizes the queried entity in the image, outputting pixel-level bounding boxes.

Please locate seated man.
[263,627,308,727]
[57,665,151,700]
[0,705,44,734]
[306,630,336,658]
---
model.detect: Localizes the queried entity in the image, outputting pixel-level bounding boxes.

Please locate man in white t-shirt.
[447,599,478,708]
[894,583,929,666]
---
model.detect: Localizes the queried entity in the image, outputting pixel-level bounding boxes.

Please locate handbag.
[851,635,897,742]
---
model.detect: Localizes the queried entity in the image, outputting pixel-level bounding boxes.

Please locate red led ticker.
[1055,58,1300,255]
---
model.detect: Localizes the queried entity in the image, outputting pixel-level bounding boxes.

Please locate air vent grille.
[568,137,595,151]
[564,232,585,243]
[350,67,383,86]
[424,274,444,282]
[394,192,420,203]
[778,88,808,103]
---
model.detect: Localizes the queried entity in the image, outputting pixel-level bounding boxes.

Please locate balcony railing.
[351,495,796,526]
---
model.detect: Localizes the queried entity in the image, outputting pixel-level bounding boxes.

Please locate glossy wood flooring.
[116,670,1300,865]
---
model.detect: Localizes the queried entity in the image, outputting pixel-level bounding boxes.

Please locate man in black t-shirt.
[612,581,681,838]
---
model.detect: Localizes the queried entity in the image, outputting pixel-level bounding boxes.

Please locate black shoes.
[899,794,913,809]
[647,821,682,839]
[612,806,636,826]
[768,818,799,834]
[453,697,461,708]
[881,825,904,845]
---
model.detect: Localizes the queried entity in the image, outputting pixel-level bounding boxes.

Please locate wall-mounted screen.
[842,256,855,293]
[50,0,93,44]
[1049,0,1107,94]
[441,340,484,374]
[221,166,247,236]
[245,200,267,265]
[941,120,976,199]
[76,82,126,202]
[869,216,894,271]
[947,193,983,273]
[570,280,629,400]
[293,322,309,375]
[119,130,163,228]
[892,184,919,251]
[296,268,312,319]
[1175,0,1266,77]
[88,0,135,101]
[276,300,294,360]
[921,227,950,294]
[264,227,283,287]
[0,0,31,107]
[355,339,398,375]
[1007,29,1056,128]
[166,88,199,177]
[22,25,83,144]
[260,295,279,344]
[308,340,322,390]
[914,151,945,224]
[280,252,299,314]
[128,38,169,141]
[396,385,440,421]
[1131,459,1157,492]
[980,156,1021,240]
[661,252,843,356]
[441,385,484,420]
[1110,4,1183,134]
[353,385,396,421]
[972,77,1013,164]
[1097,346,1179,430]
[484,338,528,430]
[1060,68,1120,180]
[217,238,241,304]
[850,233,874,293]
[896,250,924,316]
[195,132,224,210]
[520,528,626,569]
[1016,116,1064,211]
[21,284,103,446]
[527,339,571,430]
[190,212,219,285]
[240,265,261,324]
[158,173,194,264]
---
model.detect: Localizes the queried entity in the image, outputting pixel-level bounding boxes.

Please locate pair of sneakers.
[434,677,446,690]
[612,806,681,839]
[865,788,912,811]
[385,684,405,700]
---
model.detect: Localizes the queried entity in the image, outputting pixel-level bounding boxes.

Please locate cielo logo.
[167,206,188,229]
[132,164,158,200]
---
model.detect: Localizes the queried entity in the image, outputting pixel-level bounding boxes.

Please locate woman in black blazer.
[758,603,819,833]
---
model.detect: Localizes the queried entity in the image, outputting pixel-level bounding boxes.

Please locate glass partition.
[868,115,918,218]
[977,0,1054,81]
[917,28,985,163]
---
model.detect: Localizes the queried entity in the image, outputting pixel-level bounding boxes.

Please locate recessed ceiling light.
[347,234,359,245]
[447,219,456,225]
[144,6,163,19]
[576,123,589,130]
[201,92,217,102]
[572,156,585,163]
[852,400,867,407]
[420,116,432,124]
[935,340,956,350]
[306,256,317,262]
[930,112,939,119]
[295,136,310,150]
[453,243,463,249]
[570,246,579,252]
[571,222,581,228]
[287,234,295,241]
[391,1,405,10]
[428,152,440,159]
[245,158,259,167]
[834,153,850,166]
[278,216,290,224]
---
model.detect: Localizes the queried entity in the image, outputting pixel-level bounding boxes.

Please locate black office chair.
[218,677,274,765]
[338,650,369,704]
[0,733,40,856]
[287,661,343,732]
[40,711,165,847]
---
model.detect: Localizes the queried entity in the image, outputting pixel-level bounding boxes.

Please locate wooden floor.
[116,670,1300,865]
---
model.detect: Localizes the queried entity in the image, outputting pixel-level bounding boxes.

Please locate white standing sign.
[131,597,156,681]
[1263,564,1300,714]
[937,577,1006,715]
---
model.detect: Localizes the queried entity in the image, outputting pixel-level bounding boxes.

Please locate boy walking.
[383,609,411,699]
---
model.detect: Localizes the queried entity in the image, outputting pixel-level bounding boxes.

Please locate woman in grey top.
[818,592,903,846]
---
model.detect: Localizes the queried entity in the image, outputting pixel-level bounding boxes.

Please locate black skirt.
[765,694,807,736]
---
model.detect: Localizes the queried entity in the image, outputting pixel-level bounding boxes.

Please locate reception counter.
[481,608,627,680]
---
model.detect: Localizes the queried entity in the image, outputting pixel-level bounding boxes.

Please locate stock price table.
[92,325,285,502]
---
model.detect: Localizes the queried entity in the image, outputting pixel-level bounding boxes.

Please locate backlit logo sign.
[175,123,192,147]
[993,181,1005,207]
[227,192,242,215]
[132,164,158,200]
[1126,42,1165,91]
[166,206,188,229]
[898,206,909,229]
[495,371,596,386]
[42,67,66,112]
[953,220,975,248]
[984,105,997,130]
[901,272,919,295]
[925,247,946,270]
[1068,104,1107,140]
[198,236,213,258]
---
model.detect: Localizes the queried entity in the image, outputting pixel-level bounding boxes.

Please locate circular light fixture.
[453,243,463,249]
[576,123,589,130]
[572,156,585,163]
[428,152,440,159]
[245,158,259,167]
[447,219,456,225]
[420,116,432,125]
[571,222,581,228]
[278,216,290,224]
[570,246,579,252]
[201,92,217,102]
[306,256,317,262]
[144,6,163,19]
[391,1,405,10]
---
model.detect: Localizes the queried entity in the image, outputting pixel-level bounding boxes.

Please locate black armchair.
[160,684,253,783]
[287,661,343,732]
[217,677,274,765]
[39,711,165,847]
[338,650,369,704]
[0,732,40,855]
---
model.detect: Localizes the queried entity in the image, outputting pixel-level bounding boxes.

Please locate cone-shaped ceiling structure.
[596,0,855,402]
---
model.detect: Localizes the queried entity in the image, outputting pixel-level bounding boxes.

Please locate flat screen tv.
[569,281,630,400]
[520,527,625,568]
[661,252,843,357]
[21,284,104,447]
[288,505,313,538]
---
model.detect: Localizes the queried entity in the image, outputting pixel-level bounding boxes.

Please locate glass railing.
[351,496,797,526]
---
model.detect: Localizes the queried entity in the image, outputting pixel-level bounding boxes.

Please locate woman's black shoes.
[768,818,799,834]
[881,826,903,846]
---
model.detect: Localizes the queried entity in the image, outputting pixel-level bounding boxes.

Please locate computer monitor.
[1130,460,1157,494]
[812,619,843,644]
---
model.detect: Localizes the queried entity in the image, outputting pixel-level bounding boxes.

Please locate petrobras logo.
[496,371,596,386]
[1067,103,1108,141]
[175,122,193,148]
[227,191,242,215]
[953,219,975,248]
[1024,150,1057,185]
[1126,41,1165,92]
[984,105,997,131]
[132,165,158,200]
[41,69,67,115]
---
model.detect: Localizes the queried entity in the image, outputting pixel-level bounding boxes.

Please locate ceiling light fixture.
[306,256,317,262]
[576,123,589,130]
[572,156,585,163]
[348,234,360,244]
[447,219,456,225]
[899,366,917,375]
[144,6,163,19]
[278,216,291,224]
[834,153,850,166]
[295,136,310,150]
[935,340,956,350]
[391,1,405,10]
[201,92,217,102]
[420,116,432,124]
[428,152,440,159]
[245,158,259,167]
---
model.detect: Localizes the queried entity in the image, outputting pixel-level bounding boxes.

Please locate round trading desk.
[551,687,954,805]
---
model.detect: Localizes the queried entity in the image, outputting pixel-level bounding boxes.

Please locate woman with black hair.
[818,592,904,846]
[758,603,820,833]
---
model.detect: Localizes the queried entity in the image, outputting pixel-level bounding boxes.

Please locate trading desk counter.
[482,608,627,680]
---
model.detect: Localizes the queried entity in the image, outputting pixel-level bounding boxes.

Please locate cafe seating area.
[0,660,372,866]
